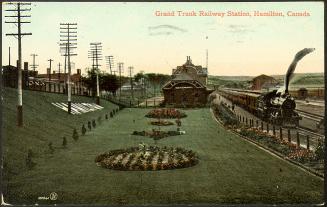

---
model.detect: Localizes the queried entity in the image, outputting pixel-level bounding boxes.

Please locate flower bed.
[145,108,187,119]
[238,127,323,165]
[95,146,199,171]
[132,129,183,140]
[212,103,238,127]
[150,120,174,126]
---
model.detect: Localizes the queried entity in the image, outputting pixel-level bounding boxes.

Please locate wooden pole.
[273,125,276,136]
[280,127,283,140]
[287,129,291,143]
[306,135,310,149]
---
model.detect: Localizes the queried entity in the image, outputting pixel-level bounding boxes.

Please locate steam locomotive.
[256,90,301,127]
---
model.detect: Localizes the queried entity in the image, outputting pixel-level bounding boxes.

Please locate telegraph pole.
[206,36,208,85]
[118,62,124,101]
[60,23,77,114]
[30,54,38,78]
[89,43,102,105]
[5,2,32,127]
[58,62,62,82]
[106,55,114,75]
[63,43,67,93]
[9,47,11,66]
[128,66,134,100]
[48,58,54,81]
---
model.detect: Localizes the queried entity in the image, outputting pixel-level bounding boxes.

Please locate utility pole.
[5,2,32,127]
[63,43,67,93]
[117,62,124,101]
[58,62,61,82]
[60,23,77,114]
[89,43,102,105]
[30,54,38,78]
[9,47,11,66]
[106,55,114,75]
[48,58,53,81]
[128,66,134,100]
[206,36,209,85]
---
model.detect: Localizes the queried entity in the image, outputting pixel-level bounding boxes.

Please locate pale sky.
[2,2,324,76]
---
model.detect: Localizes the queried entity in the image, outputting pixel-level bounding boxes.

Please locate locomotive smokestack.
[284,48,315,94]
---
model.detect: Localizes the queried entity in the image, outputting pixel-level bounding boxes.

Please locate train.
[217,48,317,127]
[218,88,301,127]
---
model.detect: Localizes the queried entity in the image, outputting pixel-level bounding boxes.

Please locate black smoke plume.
[284,48,315,93]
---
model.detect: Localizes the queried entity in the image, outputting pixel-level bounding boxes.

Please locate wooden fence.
[235,113,322,150]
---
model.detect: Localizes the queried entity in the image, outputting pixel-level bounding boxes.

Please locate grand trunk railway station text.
[155,10,310,17]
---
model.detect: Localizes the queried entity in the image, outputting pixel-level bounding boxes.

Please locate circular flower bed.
[95,146,199,171]
[132,129,183,140]
[145,108,187,119]
[150,120,174,126]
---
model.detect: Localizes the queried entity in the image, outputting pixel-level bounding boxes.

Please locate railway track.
[297,126,324,139]
[295,109,324,122]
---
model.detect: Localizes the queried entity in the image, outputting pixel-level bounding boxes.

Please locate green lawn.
[2,88,324,205]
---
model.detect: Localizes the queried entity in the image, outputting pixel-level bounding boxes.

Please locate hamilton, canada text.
[154,10,310,17]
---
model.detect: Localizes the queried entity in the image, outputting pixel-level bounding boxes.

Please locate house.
[2,62,36,88]
[251,74,279,90]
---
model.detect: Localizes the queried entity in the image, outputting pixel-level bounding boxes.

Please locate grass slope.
[2,88,118,191]
[2,91,323,205]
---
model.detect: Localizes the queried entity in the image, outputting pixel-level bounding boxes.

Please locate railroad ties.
[51,102,103,115]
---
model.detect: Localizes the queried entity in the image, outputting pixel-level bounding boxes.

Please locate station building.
[162,56,214,107]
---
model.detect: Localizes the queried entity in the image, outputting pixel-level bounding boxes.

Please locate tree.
[145,73,170,96]
[100,73,120,96]
[82,67,97,97]
[134,72,145,83]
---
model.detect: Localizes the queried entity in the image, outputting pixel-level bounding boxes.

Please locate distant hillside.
[208,76,251,89]
[209,73,324,88]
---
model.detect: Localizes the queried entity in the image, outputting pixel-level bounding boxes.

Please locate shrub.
[48,142,54,154]
[92,120,96,128]
[88,121,92,131]
[72,128,79,141]
[27,148,34,158]
[26,149,36,169]
[62,136,67,148]
[315,139,325,160]
[176,119,182,127]
[82,124,86,135]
